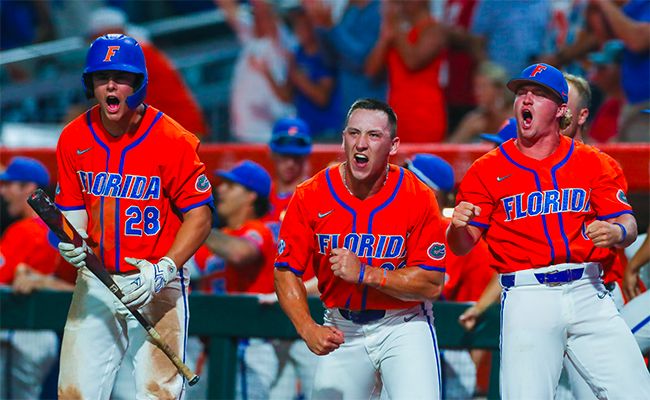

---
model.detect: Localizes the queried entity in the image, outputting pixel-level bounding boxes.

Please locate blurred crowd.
[1,0,649,144]
[1,0,649,399]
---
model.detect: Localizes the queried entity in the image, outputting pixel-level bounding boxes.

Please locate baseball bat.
[28,189,199,386]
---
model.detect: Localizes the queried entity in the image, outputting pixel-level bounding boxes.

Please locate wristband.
[357,263,366,284]
[613,222,627,244]
[379,269,388,288]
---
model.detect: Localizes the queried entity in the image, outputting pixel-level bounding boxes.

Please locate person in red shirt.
[448,63,650,398]
[275,98,447,399]
[189,160,277,400]
[365,0,447,142]
[55,34,213,399]
[0,157,71,399]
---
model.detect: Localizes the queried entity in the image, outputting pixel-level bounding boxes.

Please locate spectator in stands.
[0,157,72,399]
[303,0,386,114]
[590,0,649,142]
[259,6,343,141]
[365,0,447,143]
[546,1,649,142]
[82,7,209,138]
[404,154,494,399]
[441,0,480,133]
[193,160,278,399]
[447,62,513,143]
[216,0,294,143]
[261,117,319,400]
[470,0,552,77]
[587,40,626,143]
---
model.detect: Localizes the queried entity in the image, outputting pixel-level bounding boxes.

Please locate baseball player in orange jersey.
[55,34,213,399]
[262,117,320,400]
[448,63,650,398]
[275,98,447,400]
[192,160,279,400]
[0,157,60,399]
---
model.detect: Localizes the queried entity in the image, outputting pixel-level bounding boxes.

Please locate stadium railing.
[0,290,501,399]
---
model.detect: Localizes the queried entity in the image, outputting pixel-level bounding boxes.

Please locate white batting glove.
[57,230,90,268]
[121,256,177,309]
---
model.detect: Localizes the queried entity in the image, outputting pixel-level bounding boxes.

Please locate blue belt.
[501,268,585,288]
[338,309,386,324]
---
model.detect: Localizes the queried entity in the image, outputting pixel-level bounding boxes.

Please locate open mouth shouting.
[106,95,121,113]
[353,153,369,168]
[521,108,533,129]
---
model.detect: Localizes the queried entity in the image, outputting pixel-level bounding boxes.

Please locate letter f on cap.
[103,46,120,62]
[530,64,547,77]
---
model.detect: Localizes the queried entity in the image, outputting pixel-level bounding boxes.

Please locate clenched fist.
[451,201,481,228]
[329,248,362,284]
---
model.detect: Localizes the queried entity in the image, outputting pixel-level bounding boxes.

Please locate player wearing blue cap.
[450,63,650,398]
[0,157,63,399]
[262,117,320,400]
[193,161,280,400]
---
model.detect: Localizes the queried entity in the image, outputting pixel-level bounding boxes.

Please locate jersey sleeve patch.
[427,242,446,261]
[616,189,629,206]
[195,174,211,193]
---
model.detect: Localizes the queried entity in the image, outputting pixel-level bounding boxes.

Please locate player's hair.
[563,73,591,110]
[345,98,398,138]
[253,195,270,219]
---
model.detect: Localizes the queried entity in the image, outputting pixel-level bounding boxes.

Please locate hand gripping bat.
[28,188,199,386]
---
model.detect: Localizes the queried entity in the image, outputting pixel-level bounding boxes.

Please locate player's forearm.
[446,224,480,256]
[627,229,650,274]
[363,267,443,302]
[610,213,638,248]
[204,229,260,265]
[166,205,212,267]
[275,268,318,337]
[475,274,501,314]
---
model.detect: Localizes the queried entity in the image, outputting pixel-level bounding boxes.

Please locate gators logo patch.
[278,239,287,256]
[195,174,211,192]
[427,242,446,260]
[616,189,629,206]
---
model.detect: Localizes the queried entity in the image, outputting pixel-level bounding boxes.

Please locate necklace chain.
[342,162,390,196]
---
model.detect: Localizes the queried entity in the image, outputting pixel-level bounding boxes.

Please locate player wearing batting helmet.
[55,34,213,399]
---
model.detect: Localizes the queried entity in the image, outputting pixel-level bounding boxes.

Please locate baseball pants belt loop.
[338,309,386,324]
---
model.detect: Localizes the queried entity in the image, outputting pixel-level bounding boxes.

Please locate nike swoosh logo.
[496,174,511,182]
[403,313,418,322]
[77,147,92,155]
[318,210,333,218]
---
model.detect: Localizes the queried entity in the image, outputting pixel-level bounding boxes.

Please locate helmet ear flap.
[82,74,94,99]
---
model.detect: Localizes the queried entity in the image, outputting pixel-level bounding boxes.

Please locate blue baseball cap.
[405,154,455,192]
[215,160,271,198]
[507,63,568,104]
[0,156,50,187]
[269,117,312,156]
[480,118,518,145]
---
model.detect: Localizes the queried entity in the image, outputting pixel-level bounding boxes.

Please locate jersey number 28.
[125,205,161,236]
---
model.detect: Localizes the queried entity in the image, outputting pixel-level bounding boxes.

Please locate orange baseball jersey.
[55,105,214,273]
[264,188,293,225]
[442,221,495,302]
[193,219,276,294]
[0,217,59,284]
[275,163,447,310]
[457,135,633,274]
